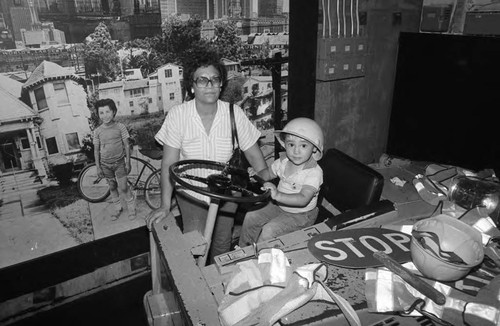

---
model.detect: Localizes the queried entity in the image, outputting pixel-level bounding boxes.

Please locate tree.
[83,22,120,82]
[153,14,209,65]
[221,76,246,103]
[211,21,243,61]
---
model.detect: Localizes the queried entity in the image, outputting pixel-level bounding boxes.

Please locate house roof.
[222,58,239,65]
[99,80,123,91]
[0,75,23,98]
[250,33,289,46]
[23,60,81,90]
[0,87,37,123]
[123,79,148,91]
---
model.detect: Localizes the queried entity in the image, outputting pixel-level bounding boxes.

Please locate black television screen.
[387,32,500,173]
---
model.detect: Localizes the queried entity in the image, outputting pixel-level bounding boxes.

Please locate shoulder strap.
[229,103,240,148]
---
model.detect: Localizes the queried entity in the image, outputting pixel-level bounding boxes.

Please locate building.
[222,58,242,78]
[98,62,183,116]
[36,0,162,43]
[0,75,43,174]
[10,7,36,43]
[22,60,90,173]
[160,0,213,20]
[21,23,66,48]
[154,63,183,113]
[0,60,90,178]
[258,0,282,17]
[0,44,84,75]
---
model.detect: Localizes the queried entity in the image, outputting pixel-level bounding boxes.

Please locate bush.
[81,133,95,162]
[133,119,164,150]
[52,163,74,186]
[38,183,81,208]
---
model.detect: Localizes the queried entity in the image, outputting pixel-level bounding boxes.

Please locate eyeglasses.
[194,76,222,88]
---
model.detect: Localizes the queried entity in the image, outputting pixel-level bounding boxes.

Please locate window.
[148,98,152,103]
[65,132,80,151]
[165,69,172,78]
[158,96,161,100]
[53,81,69,105]
[46,137,59,154]
[129,101,133,107]
[21,138,30,149]
[130,89,144,98]
[36,136,42,149]
[169,93,174,100]
[34,87,47,109]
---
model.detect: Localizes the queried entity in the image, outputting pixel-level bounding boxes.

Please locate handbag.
[228,103,250,170]
[227,103,250,187]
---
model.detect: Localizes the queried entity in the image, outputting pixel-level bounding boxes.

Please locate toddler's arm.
[271,185,317,208]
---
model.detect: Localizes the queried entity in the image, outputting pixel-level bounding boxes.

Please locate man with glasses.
[146,49,268,263]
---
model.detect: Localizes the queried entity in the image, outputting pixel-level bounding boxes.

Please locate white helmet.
[411,214,484,281]
[275,118,324,160]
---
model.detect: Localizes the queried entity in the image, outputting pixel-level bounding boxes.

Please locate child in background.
[239,117,324,246]
[93,98,136,220]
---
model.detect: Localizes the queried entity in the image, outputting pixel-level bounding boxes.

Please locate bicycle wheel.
[128,156,157,201]
[77,163,110,202]
[144,168,162,209]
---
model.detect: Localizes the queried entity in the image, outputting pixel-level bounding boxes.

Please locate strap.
[229,103,240,149]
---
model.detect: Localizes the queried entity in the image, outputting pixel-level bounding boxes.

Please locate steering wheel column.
[169,160,270,266]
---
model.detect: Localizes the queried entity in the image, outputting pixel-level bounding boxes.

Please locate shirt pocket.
[214,136,234,162]
[181,136,204,158]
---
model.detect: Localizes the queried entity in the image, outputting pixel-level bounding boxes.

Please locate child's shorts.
[101,159,127,184]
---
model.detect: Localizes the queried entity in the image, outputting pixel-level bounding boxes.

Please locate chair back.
[318,148,384,214]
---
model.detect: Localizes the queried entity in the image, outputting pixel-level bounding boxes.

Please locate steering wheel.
[169,159,271,203]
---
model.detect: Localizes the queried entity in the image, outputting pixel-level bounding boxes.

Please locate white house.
[22,61,90,172]
[222,58,242,79]
[155,63,183,113]
[0,77,42,174]
[0,61,91,178]
[99,78,162,116]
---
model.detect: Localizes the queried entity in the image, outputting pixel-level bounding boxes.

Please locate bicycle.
[77,149,163,209]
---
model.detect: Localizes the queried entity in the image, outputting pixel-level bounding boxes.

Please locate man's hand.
[145,205,170,231]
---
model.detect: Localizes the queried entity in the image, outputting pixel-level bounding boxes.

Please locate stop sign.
[308,228,412,268]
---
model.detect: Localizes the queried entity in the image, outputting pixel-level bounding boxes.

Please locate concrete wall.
[314,0,423,164]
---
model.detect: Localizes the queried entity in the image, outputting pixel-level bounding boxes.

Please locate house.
[99,78,160,116]
[20,60,90,176]
[221,58,242,79]
[155,63,183,113]
[0,75,44,175]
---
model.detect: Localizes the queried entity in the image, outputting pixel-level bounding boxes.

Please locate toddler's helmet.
[275,118,324,160]
[411,214,484,281]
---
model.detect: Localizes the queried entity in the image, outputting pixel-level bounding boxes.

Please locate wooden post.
[197,200,220,267]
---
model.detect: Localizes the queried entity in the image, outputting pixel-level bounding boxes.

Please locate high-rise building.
[240,0,252,18]
[258,0,282,17]
[10,7,35,42]
[36,0,162,43]
[160,0,213,20]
